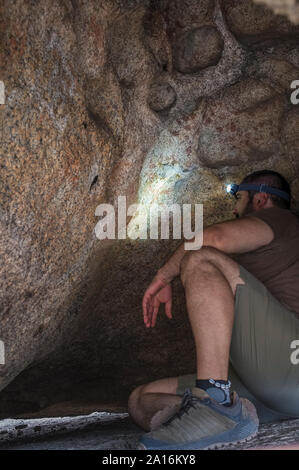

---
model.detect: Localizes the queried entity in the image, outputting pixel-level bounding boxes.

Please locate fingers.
[143,297,162,328]
[142,280,164,328]
[148,303,154,327]
[151,297,161,328]
[143,294,157,328]
[142,295,151,328]
[142,276,171,328]
[151,306,159,328]
[165,299,172,319]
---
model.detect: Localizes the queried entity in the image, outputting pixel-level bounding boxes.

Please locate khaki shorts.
[176,265,299,421]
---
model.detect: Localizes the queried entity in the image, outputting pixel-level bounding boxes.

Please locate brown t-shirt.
[235,207,299,319]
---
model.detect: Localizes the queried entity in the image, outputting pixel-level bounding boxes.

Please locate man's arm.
[157,216,274,283]
[142,224,221,327]
[143,215,273,327]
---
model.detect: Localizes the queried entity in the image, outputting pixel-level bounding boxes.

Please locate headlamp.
[226,184,239,196]
[225,183,290,202]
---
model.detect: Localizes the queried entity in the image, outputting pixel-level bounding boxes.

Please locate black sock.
[195,379,232,406]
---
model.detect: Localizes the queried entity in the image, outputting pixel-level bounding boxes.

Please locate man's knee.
[127,382,156,416]
[128,384,144,415]
[128,377,179,415]
[180,247,221,285]
[127,379,182,431]
[180,247,244,295]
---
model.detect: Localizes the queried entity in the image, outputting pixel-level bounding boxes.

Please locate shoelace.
[163,388,200,427]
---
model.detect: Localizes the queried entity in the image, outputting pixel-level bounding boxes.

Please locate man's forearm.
[157,225,222,283]
[157,241,188,284]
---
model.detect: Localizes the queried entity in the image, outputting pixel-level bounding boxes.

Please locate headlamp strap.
[237,184,290,202]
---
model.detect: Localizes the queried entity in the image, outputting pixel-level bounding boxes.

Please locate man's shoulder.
[245,207,299,239]
[246,207,298,220]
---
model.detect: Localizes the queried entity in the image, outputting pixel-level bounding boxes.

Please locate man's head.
[232,170,291,218]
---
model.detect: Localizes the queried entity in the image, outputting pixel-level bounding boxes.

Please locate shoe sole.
[138,398,259,451]
[137,431,258,451]
[202,429,258,450]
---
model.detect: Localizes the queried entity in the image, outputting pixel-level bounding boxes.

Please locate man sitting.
[128,169,299,450]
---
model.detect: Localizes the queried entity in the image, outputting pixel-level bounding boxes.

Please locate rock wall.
[254,0,299,24]
[0,0,299,416]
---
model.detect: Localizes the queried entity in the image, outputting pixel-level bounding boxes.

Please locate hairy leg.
[180,246,245,380]
[129,247,245,430]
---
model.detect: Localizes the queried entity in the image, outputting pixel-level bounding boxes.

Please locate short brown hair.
[241,170,291,209]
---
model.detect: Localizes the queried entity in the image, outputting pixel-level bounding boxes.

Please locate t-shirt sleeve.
[245,207,291,241]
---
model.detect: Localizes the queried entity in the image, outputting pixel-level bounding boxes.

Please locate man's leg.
[128,377,182,431]
[230,264,299,417]
[179,246,245,381]
[129,246,245,430]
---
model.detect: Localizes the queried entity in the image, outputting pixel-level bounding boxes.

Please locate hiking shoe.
[138,387,259,450]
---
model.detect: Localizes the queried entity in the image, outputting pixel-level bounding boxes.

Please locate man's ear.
[257,192,269,207]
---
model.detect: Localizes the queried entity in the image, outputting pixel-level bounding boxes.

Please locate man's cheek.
[243,201,253,216]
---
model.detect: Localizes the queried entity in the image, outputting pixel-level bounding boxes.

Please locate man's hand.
[142,275,173,328]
